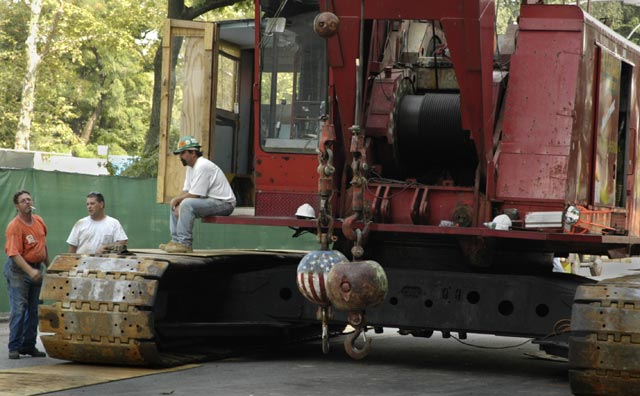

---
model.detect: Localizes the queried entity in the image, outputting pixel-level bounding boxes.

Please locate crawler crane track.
[39,254,169,366]
[38,251,316,366]
[569,275,640,396]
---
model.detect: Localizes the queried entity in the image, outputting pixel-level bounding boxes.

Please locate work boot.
[164,243,193,254]
[19,348,46,358]
[8,351,19,359]
[159,241,177,251]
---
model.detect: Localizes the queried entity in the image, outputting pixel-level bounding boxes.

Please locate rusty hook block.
[344,326,372,360]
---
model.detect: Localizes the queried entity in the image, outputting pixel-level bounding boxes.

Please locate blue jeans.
[170,197,234,247]
[4,258,42,352]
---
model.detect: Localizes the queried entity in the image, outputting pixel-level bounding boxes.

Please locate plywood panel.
[0,363,198,396]
[157,20,217,203]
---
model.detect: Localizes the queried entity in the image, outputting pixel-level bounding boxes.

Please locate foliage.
[120,147,159,177]
[587,1,640,45]
[199,0,253,21]
[0,2,30,148]
[0,0,165,159]
[496,0,640,44]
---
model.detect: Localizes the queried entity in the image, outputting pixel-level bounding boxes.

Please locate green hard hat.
[173,136,201,154]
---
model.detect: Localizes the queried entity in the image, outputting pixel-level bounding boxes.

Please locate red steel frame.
[205,1,640,255]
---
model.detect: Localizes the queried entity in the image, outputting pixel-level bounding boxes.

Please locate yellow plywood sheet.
[0,362,199,396]
[130,248,308,257]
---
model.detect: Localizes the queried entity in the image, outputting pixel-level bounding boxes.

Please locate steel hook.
[344,326,372,360]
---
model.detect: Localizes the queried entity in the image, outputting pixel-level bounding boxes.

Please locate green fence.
[0,169,317,313]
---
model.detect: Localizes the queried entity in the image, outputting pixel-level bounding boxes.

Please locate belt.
[27,261,42,268]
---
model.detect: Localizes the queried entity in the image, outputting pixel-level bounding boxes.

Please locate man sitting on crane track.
[66,191,128,254]
[161,136,236,253]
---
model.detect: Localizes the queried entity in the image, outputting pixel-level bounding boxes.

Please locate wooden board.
[0,362,199,396]
[157,19,217,204]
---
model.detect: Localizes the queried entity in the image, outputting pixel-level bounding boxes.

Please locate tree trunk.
[15,0,44,151]
[143,0,185,155]
[143,46,163,154]
[81,97,103,143]
[15,0,63,151]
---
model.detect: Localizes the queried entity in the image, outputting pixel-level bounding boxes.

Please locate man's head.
[86,191,105,220]
[173,136,203,167]
[13,190,33,215]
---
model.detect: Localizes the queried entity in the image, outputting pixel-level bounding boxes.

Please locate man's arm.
[170,191,201,217]
[66,221,82,255]
[44,246,50,268]
[170,191,201,208]
[10,254,42,282]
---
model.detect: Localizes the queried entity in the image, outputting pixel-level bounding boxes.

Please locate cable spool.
[394,93,478,184]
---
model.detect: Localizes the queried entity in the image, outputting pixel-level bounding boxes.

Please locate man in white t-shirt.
[161,136,236,254]
[67,192,128,254]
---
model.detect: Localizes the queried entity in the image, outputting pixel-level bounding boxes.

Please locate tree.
[15,0,63,150]
[54,0,165,155]
[0,0,253,177]
[1,0,167,157]
[495,1,640,43]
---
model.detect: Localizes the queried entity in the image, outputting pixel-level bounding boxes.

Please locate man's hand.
[173,204,180,219]
[170,195,183,209]
[11,255,44,283]
[29,268,43,283]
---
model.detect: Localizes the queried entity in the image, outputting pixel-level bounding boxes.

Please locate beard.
[180,159,187,166]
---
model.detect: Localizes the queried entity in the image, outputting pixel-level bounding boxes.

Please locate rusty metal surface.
[574,279,640,301]
[569,275,640,396]
[571,304,640,334]
[39,305,154,339]
[569,370,640,396]
[48,254,168,277]
[41,276,159,306]
[570,335,640,371]
[326,260,388,312]
[38,254,169,366]
[41,335,160,366]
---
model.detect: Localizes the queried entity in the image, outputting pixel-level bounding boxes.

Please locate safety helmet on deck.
[295,203,316,219]
[173,136,201,154]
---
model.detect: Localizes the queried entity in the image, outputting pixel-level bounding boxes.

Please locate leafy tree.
[496,0,640,43]
[15,0,63,150]
[0,2,30,148]
[60,0,164,155]
[0,0,166,157]
[0,0,253,177]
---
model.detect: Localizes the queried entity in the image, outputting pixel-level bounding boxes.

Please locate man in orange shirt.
[4,190,50,359]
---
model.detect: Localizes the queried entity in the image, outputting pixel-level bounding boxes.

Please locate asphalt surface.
[0,259,637,396]
[0,325,570,396]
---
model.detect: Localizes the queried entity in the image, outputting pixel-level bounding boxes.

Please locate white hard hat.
[295,203,316,219]
[492,214,512,231]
